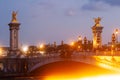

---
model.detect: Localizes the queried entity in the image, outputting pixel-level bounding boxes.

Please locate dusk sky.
[1,0,120,46]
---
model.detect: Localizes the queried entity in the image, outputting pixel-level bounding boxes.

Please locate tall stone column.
[91,17,103,50]
[8,11,20,57]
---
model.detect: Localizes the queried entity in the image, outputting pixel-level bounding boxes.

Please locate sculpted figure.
[11,11,18,23]
[94,17,101,26]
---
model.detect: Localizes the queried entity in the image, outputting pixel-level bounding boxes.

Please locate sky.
[0,0,120,46]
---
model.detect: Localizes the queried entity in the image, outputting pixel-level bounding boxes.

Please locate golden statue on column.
[94,17,101,27]
[11,11,18,23]
[92,17,103,50]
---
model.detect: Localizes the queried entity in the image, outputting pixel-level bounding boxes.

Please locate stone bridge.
[27,55,95,72]
[0,53,96,76]
[0,52,119,77]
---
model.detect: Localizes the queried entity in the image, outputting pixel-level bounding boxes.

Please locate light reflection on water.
[43,74,120,80]
[80,74,120,80]
[3,74,120,80]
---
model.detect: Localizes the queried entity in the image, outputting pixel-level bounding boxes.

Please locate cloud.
[65,9,76,16]
[81,0,110,11]
[37,1,54,10]
[92,0,120,6]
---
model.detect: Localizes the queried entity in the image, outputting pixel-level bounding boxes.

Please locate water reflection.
[2,74,120,80]
[44,74,120,80]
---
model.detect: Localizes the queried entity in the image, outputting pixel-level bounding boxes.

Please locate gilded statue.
[11,11,18,23]
[94,17,101,27]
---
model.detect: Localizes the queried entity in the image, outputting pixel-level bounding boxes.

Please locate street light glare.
[40,44,44,49]
[115,29,119,34]
[22,45,28,53]
[0,48,3,56]
[78,36,82,41]
[70,42,75,46]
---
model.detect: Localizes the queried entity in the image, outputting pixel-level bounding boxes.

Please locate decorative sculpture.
[11,11,18,23]
[94,17,101,27]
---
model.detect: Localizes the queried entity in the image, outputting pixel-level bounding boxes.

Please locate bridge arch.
[28,56,94,72]
[29,58,66,72]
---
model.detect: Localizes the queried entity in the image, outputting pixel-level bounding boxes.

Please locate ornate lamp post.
[22,45,28,56]
[115,29,119,43]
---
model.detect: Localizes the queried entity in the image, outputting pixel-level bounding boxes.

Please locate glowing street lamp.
[111,45,114,48]
[39,44,45,55]
[22,45,28,54]
[78,36,82,41]
[115,29,119,34]
[115,29,119,43]
[40,44,44,49]
[0,48,3,56]
[70,41,75,46]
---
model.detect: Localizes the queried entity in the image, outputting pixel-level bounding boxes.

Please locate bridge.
[0,52,120,77]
